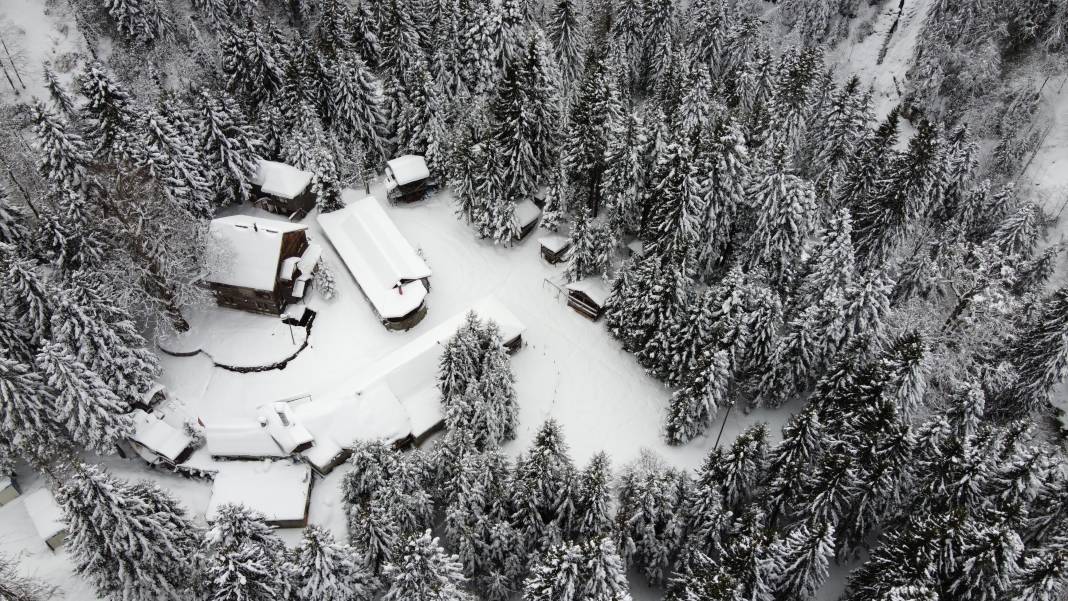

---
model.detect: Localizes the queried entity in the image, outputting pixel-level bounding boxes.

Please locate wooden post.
[0,34,25,89]
[713,401,735,450]
[0,61,17,95]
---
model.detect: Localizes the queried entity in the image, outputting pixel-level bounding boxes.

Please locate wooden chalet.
[204,216,313,316]
[385,155,431,203]
[538,234,570,264]
[515,199,542,240]
[250,160,317,218]
[565,277,611,321]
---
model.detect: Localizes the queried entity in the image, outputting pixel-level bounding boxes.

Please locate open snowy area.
[1,0,1067,600]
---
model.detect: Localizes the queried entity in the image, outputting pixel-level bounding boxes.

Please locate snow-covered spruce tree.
[669,551,742,601]
[139,105,215,218]
[42,63,77,117]
[581,537,633,601]
[77,61,139,161]
[478,321,519,442]
[600,108,648,234]
[998,286,1068,418]
[330,54,389,164]
[382,531,473,601]
[768,520,834,601]
[513,420,578,553]
[546,0,586,85]
[195,89,262,207]
[49,287,159,407]
[572,452,615,541]
[563,208,614,283]
[763,408,822,524]
[523,540,584,601]
[793,208,856,311]
[756,289,843,409]
[282,101,343,211]
[460,0,502,96]
[221,19,286,110]
[1013,546,1068,601]
[677,455,731,569]
[836,106,900,211]
[643,141,706,263]
[0,186,29,249]
[715,423,769,510]
[0,552,58,600]
[745,143,817,288]
[0,244,53,346]
[349,499,402,575]
[615,452,688,585]
[665,348,731,445]
[314,258,339,300]
[205,504,290,601]
[58,465,201,600]
[34,342,131,455]
[30,101,93,194]
[0,354,70,463]
[103,0,173,43]
[291,525,378,601]
[439,312,484,405]
[634,248,698,375]
[720,508,776,601]
[563,51,623,214]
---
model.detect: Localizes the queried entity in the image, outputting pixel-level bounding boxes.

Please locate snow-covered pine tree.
[582,537,634,601]
[513,420,578,553]
[31,101,92,194]
[291,525,378,601]
[745,143,817,288]
[615,452,688,585]
[77,61,140,161]
[1000,287,1068,418]
[0,244,53,346]
[221,19,287,110]
[195,89,262,206]
[0,186,28,248]
[563,208,614,283]
[546,0,586,84]
[206,503,291,601]
[478,321,519,442]
[0,552,56,600]
[696,110,751,269]
[314,258,339,300]
[382,531,473,601]
[330,55,388,163]
[461,0,502,95]
[523,540,584,601]
[563,51,623,214]
[665,349,731,445]
[643,142,706,263]
[763,408,822,524]
[58,465,201,600]
[678,455,731,567]
[756,289,842,409]
[768,521,834,601]
[572,452,615,541]
[639,0,675,92]
[139,106,215,218]
[634,247,696,374]
[103,0,173,43]
[720,508,776,601]
[600,109,648,234]
[42,63,77,117]
[716,423,769,509]
[836,106,900,211]
[0,354,69,463]
[1013,546,1068,601]
[34,342,131,455]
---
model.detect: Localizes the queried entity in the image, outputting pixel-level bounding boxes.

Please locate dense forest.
[0,0,1067,599]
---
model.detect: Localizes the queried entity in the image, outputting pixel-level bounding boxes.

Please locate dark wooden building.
[538,234,571,264]
[385,155,431,203]
[250,160,317,218]
[515,198,542,240]
[205,216,310,315]
[565,277,611,321]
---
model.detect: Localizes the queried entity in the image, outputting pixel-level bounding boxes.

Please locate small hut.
[250,160,316,218]
[385,155,431,203]
[515,199,542,240]
[204,216,312,315]
[625,239,645,258]
[0,476,19,507]
[538,234,570,264]
[128,409,195,468]
[565,277,611,321]
[24,489,66,551]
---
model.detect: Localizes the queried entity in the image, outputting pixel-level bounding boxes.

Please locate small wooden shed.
[538,234,570,264]
[250,160,317,218]
[385,155,431,203]
[0,476,19,507]
[24,489,66,551]
[128,409,195,468]
[205,216,311,315]
[515,199,542,240]
[565,277,611,321]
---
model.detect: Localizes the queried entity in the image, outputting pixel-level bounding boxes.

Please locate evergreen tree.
[513,420,577,553]
[0,355,68,462]
[563,52,623,214]
[0,245,53,345]
[615,453,687,585]
[382,531,473,601]
[794,208,856,310]
[78,61,139,161]
[563,208,614,282]
[35,342,131,455]
[330,55,389,163]
[58,465,201,600]
[546,0,586,84]
[139,106,215,218]
[999,287,1068,417]
[1013,546,1068,601]
[581,538,633,601]
[746,144,817,287]
[205,504,290,601]
[103,0,173,43]
[0,186,28,248]
[573,452,615,540]
[601,109,648,233]
[523,541,584,601]
[195,90,262,206]
[31,101,92,193]
[769,521,834,601]
[291,525,378,601]
[43,63,77,117]
[665,349,731,445]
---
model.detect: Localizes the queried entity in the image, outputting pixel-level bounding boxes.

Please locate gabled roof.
[566,276,611,307]
[205,421,289,458]
[129,409,193,462]
[385,155,430,188]
[515,199,541,229]
[251,160,313,200]
[24,489,64,541]
[317,193,431,319]
[206,215,308,291]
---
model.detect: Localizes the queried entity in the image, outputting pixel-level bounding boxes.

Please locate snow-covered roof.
[251,160,313,200]
[298,243,322,274]
[626,239,644,256]
[514,199,541,229]
[24,489,64,541]
[129,409,193,462]
[385,155,430,188]
[206,461,311,526]
[294,381,413,455]
[1,477,12,491]
[279,257,300,282]
[260,403,314,454]
[205,421,288,458]
[538,234,570,253]
[566,277,611,307]
[206,215,308,291]
[317,193,431,320]
[400,385,443,440]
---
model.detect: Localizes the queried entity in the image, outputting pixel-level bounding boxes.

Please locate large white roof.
[385,155,430,187]
[317,193,431,319]
[251,160,313,200]
[515,199,541,229]
[206,461,311,525]
[205,421,288,458]
[206,215,307,291]
[129,409,192,462]
[24,489,65,541]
